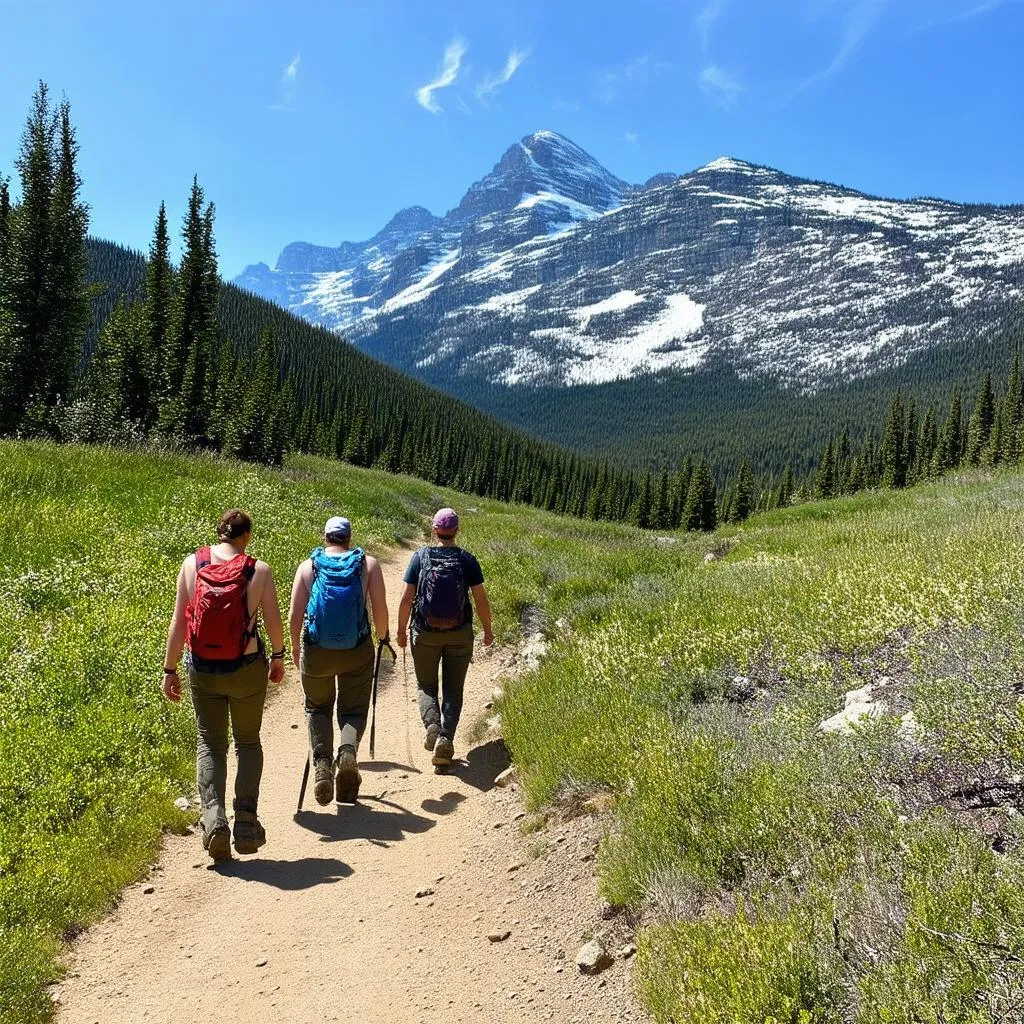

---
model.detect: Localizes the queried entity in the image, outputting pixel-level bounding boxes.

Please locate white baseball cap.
[324,516,352,537]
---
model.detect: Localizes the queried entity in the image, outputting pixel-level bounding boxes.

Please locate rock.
[703,551,719,564]
[725,676,757,703]
[494,767,519,788]
[618,943,637,959]
[488,929,512,942]
[142,886,155,895]
[507,862,526,873]
[819,684,883,734]
[290,723,298,730]
[486,713,502,732]
[576,937,613,975]
[415,888,435,899]
[492,686,505,702]
[484,700,494,710]
[255,958,268,968]
[173,797,190,812]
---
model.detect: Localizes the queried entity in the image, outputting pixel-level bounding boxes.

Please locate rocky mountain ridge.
[235,130,1024,391]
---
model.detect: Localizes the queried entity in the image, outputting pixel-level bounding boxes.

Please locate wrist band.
[270,650,286,660]
[163,666,177,675]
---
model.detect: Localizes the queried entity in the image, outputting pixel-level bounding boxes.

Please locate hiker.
[397,508,493,768]
[162,509,286,862]
[289,516,389,805]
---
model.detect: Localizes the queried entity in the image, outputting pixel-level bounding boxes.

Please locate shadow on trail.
[446,738,510,793]
[214,856,353,889]
[361,761,421,774]
[421,791,467,816]
[293,796,436,847]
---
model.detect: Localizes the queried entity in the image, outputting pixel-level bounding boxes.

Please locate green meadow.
[3,439,1024,1022]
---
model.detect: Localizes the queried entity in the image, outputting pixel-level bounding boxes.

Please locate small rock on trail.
[577,937,614,975]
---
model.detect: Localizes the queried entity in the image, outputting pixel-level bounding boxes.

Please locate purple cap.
[432,507,459,533]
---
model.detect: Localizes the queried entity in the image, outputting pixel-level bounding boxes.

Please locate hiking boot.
[335,745,361,804]
[432,736,455,768]
[232,812,266,855]
[313,758,334,806]
[424,723,440,752]
[202,823,231,863]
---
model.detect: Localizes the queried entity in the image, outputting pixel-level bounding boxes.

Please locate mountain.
[236,131,1024,400]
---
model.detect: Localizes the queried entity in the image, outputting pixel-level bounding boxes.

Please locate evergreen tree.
[225,324,281,463]
[161,179,217,441]
[935,386,964,474]
[145,202,173,412]
[815,438,836,499]
[683,459,717,532]
[1003,354,1024,463]
[919,405,938,479]
[880,390,906,488]
[630,471,653,529]
[90,300,151,427]
[733,459,753,522]
[1,84,56,432]
[965,371,995,465]
[776,462,794,508]
[904,399,918,485]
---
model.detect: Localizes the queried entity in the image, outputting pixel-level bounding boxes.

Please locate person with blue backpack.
[288,516,389,804]
[397,508,493,768]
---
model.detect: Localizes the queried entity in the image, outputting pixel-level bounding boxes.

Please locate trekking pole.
[297,753,310,813]
[368,635,397,760]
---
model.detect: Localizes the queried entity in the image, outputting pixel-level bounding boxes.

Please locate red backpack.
[185,547,258,670]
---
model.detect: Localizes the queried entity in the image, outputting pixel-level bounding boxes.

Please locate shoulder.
[252,558,274,581]
[364,552,381,573]
[182,552,197,572]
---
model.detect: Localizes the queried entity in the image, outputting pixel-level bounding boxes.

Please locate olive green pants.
[188,655,268,836]
[411,625,474,741]
[300,634,374,764]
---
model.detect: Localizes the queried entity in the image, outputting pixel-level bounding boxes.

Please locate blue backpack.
[305,548,368,649]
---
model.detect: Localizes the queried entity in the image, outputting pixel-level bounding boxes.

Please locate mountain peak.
[452,129,629,224]
[695,156,762,175]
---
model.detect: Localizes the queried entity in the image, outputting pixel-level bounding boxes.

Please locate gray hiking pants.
[300,633,374,763]
[411,625,474,741]
[188,654,268,836]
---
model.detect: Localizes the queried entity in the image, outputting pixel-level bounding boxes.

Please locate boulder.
[819,683,883,734]
[494,766,518,788]
[576,937,613,975]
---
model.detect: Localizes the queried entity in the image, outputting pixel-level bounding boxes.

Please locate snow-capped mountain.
[235,131,1024,391]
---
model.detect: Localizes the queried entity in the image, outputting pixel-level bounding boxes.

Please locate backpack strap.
[195,546,212,570]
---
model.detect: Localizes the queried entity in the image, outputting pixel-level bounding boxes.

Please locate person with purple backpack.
[396,508,493,768]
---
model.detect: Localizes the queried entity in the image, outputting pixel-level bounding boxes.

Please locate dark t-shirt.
[404,546,484,631]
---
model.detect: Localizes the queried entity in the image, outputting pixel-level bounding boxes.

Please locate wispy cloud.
[624,129,639,145]
[416,39,468,114]
[269,53,301,111]
[695,0,727,52]
[795,0,888,95]
[700,64,743,108]
[949,0,1021,21]
[477,47,530,100]
[596,55,669,103]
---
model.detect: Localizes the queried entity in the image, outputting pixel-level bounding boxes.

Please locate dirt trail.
[57,556,644,1024]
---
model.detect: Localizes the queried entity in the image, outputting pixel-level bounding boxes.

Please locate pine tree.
[904,399,918,485]
[44,99,90,418]
[161,179,217,441]
[965,371,995,465]
[1,84,56,432]
[225,324,280,463]
[630,472,653,529]
[935,386,964,474]
[684,459,717,532]
[651,469,672,530]
[145,202,173,413]
[733,459,753,522]
[815,439,836,499]
[880,390,906,488]
[919,406,938,479]
[90,300,151,427]
[1003,354,1024,463]
[776,462,794,508]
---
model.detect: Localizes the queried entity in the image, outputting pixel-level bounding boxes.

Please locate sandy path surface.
[57,555,645,1024]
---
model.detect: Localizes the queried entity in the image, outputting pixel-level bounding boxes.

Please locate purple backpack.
[418,547,467,630]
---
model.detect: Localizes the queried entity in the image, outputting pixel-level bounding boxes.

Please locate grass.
[5,439,1024,1021]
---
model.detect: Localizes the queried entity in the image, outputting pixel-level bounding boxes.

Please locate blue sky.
[1,0,1021,277]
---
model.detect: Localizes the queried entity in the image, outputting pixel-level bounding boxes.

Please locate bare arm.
[162,559,192,702]
[258,564,285,659]
[471,583,494,646]
[289,562,311,668]
[396,583,416,648]
[365,557,390,639]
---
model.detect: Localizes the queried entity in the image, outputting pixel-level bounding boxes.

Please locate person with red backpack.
[161,509,286,862]
[397,508,493,768]
[288,516,389,805]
